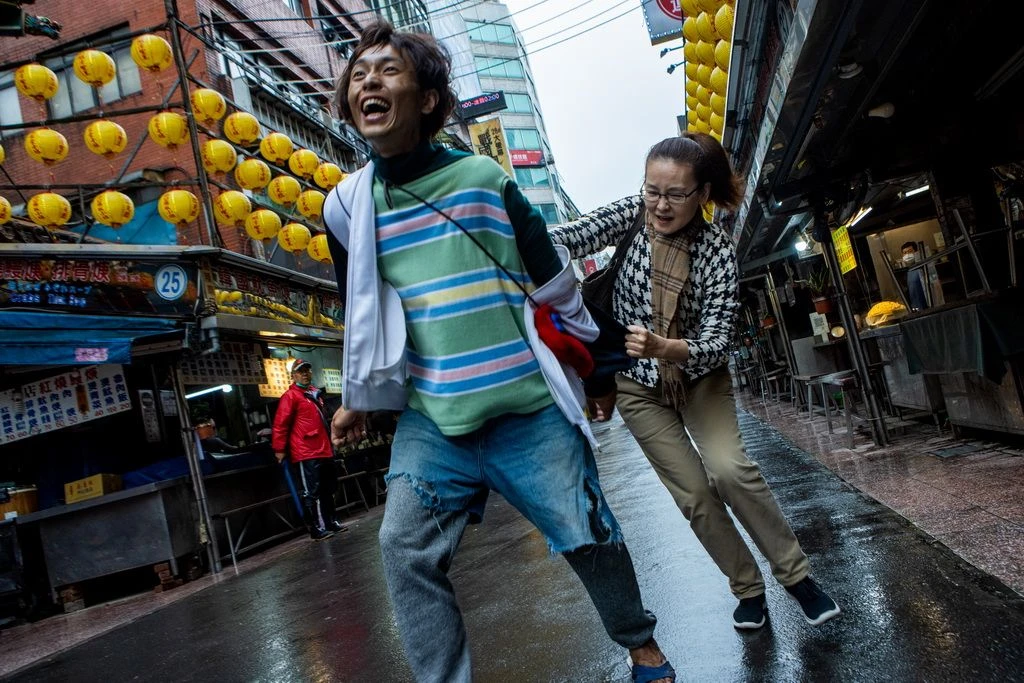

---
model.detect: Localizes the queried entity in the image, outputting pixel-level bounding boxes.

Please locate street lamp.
[660,44,682,58]
[666,61,684,75]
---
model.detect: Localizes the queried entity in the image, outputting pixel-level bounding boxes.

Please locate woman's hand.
[625,325,690,363]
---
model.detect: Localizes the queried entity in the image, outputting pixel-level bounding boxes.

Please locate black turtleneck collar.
[372,139,469,185]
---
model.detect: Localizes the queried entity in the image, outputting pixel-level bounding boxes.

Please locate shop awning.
[0,311,182,365]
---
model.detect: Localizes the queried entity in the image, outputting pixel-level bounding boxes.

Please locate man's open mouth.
[361,97,391,118]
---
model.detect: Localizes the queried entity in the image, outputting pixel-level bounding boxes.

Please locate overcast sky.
[500,0,684,214]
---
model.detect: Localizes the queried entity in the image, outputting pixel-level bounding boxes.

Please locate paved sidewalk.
[4,409,1024,681]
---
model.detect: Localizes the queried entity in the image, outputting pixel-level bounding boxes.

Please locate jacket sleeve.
[548,195,644,259]
[271,389,295,453]
[684,228,740,372]
[502,180,562,286]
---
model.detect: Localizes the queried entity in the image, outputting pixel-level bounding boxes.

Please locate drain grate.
[928,444,989,459]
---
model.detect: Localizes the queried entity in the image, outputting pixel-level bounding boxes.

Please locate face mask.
[295,379,311,388]
[902,253,916,264]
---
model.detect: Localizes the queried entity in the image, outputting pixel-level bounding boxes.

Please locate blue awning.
[0,311,181,365]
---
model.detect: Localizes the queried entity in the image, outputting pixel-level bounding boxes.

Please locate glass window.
[0,72,24,137]
[282,0,302,12]
[45,31,142,117]
[506,128,542,150]
[535,203,559,225]
[474,56,524,80]
[515,167,550,189]
[467,21,516,45]
[504,92,532,114]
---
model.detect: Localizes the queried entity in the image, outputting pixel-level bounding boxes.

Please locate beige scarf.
[649,213,700,412]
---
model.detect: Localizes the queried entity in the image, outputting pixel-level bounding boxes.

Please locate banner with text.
[468,117,514,176]
[642,0,683,45]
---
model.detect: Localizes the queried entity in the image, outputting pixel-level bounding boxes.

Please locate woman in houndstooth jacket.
[549,133,840,631]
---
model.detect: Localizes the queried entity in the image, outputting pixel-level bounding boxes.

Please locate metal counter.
[861,325,945,416]
[19,478,198,598]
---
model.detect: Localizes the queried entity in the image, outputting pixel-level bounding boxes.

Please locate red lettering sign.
[510,150,544,167]
[657,0,682,21]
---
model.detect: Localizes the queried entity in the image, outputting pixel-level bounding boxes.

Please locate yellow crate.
[64,474,122,504]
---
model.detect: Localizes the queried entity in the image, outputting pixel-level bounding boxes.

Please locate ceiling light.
[850,206,873,226]
[905,184,930,197]
[795,239,809,252]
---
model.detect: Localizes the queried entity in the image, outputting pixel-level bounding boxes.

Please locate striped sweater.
[373,155,553,435]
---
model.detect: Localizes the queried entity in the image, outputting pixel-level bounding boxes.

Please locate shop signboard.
[641,0,683,45]
[258,358,292,398]
[509,149,544,167]
[0,257,198,316]
[467,117,514,176]
[207,263,342,331]
[0,365,131,445]
[321,368,342,395]
[833,225,857,274]
[458,91,506,120]
[179,341,267,386]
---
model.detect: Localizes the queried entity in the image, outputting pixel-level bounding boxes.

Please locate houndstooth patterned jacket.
[549,194,740,388]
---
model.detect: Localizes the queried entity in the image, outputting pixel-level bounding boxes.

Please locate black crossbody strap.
[605,207,647,276]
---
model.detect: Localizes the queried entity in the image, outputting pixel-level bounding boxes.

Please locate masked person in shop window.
[321,20,676,683]
[272,358,348,541]
[901,241,929,311]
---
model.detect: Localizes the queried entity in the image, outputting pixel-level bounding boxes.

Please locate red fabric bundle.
[534,303,594,379]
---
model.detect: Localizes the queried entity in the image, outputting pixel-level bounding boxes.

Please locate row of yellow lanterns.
[679,0,735,138]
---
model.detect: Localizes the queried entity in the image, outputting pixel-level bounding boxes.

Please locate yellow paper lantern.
[686,95,699,111]
[24,129,69,166]
[259,132,294,164]
[27,192,72,229]
[191,89,227,126]
[201,139,237,176]
[697,0,724,12]
[131,34,173,73]
[0,196,10,224]
[297,190,326,221]
[278,223,311,254]
[710,67,729,95]
[687,110,700,127]
[696,64,713,87]
[158,190,200,226]
[684,63,700,81]
[234,157,271,191]
[696,85,711,107]
[702,203,715,222]
[307,233,332,264]
[715,39,731,71]
[683,41,699,65]
[14,64,59,102]
[696,41,717,66]
[214,190,251,228]
[685,79,700,98]
[244,209,282,244]
[223,112,261,146]
[710,112,725,133]
[83,120,128,158]
[715,4,734,40]
[696,103,712,121]
[91,190,134,228]
[313,163,345,190]
[288,149,320,179]
[695,119,711,135]
[73,50,116,88]
[696,13,720,42]
[268,175,302,207]
[710,92,726,116]
[681,0,702,16]
[710,129,723,141]
[0,143,5,164]
[682,17,701,43]
[148,112,189,150]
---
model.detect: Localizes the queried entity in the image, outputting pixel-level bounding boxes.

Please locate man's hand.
[331,407,368,450]
[587,391,617,422]
[274,451,286,464]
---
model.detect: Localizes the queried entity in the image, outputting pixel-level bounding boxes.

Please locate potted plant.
[806,267,833,315]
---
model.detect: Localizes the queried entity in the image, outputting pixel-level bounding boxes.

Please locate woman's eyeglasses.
[640,186,700,206]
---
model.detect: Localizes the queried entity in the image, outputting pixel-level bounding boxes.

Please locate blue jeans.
[380,405,658,682]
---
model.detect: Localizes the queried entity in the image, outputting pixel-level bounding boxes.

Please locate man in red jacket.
[273,359,348,540]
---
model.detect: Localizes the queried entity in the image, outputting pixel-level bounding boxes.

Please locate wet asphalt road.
[7,410,1024,682]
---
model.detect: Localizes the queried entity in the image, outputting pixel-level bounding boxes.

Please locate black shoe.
[733,594,768,630]
[309,527,335,541]
[785,576,840,625]
[327,520,349,533]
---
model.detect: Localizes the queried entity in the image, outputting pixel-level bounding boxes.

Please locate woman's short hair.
[646,133,744,211]
[334,19,457,141]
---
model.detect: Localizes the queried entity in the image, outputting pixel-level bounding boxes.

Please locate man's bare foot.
[628,638,675,682]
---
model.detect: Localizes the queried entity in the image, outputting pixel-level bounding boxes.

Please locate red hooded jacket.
[271,383,333,463]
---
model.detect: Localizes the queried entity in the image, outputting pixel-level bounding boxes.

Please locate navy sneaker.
[785,576,840,625]
[309,527,335,542]
[733,594,768,629]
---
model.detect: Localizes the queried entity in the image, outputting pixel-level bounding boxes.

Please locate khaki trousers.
[616,370,809,598]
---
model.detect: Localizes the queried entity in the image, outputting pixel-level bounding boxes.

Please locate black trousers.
[297,457,338,528]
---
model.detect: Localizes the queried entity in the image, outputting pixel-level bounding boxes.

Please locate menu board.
[258,358,292,398]
[179,342,267,386]
[321,368,342,395]
[0,365,132,444]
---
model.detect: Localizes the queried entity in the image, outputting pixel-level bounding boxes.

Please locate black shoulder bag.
[579,208,646,316]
